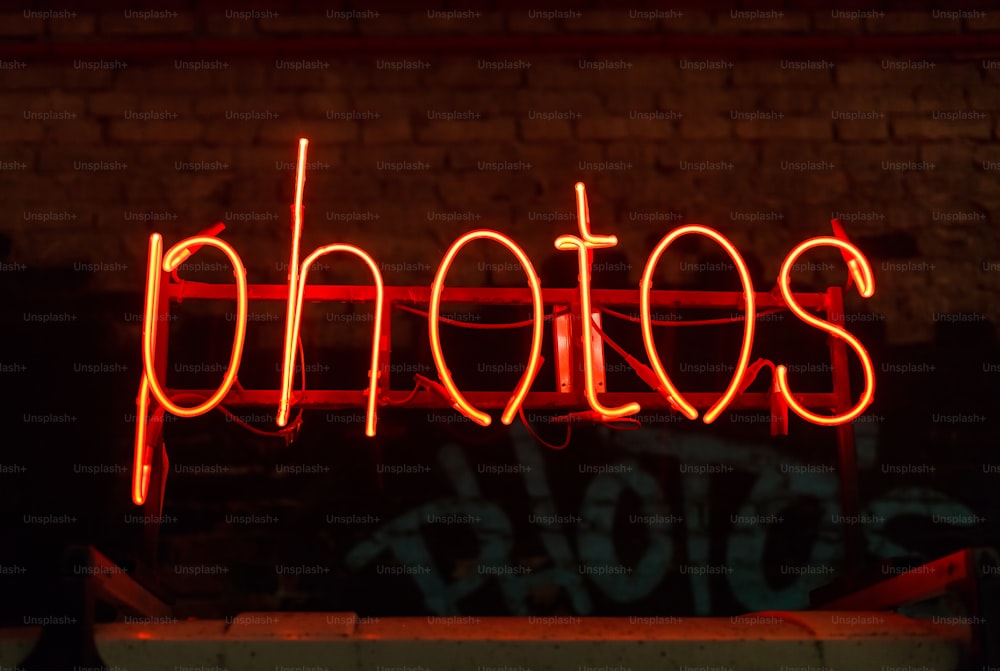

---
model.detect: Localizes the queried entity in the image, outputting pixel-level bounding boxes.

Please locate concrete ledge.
[0,611,970,671]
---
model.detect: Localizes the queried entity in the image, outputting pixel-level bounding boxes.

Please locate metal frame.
[138,274,868,572]
[813,547,1000,668]
[16,274,993,670]
[17,546,171,671]
[150,280,836,412]
[35,275,915,671]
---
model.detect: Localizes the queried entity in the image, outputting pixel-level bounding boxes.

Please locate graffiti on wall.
[345,420,982,615]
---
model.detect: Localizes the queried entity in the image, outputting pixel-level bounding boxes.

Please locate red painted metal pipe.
[3,33,1000,60]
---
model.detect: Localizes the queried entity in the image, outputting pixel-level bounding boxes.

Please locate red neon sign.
[132,138,877,505]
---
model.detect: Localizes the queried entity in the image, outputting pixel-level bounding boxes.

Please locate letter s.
[776,237,875,425]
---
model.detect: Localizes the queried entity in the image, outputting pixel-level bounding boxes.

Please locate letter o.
[429,231,544,426]
[640,225,756,423]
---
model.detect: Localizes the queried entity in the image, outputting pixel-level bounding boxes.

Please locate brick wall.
[1,6,999,345]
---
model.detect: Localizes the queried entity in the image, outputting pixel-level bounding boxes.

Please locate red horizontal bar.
[4,34,1000,60]
[166,389,839,412]
[820,549,982,611]
[167,282,828,311]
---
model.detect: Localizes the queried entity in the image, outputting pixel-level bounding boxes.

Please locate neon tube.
[143,234,248,417]
[161,221,226,270]
[132,375,152,505]
[133,233,165,506]
[639,225,756,423]
[554,183,640,420]
[277,245,385,437]
[429,230,544,427]
[278,138,310,427]
[830,218,871,296]
[775,237,875,425]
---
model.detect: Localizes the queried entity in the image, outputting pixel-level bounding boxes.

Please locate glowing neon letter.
[429,231,544,427]
[277,245,385,437]
[639,225,756,423]
[555,183,640,420]
[134,233,248,504]
[775,237,876,425]
[142,234,249,417]
[278,138,310,428]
